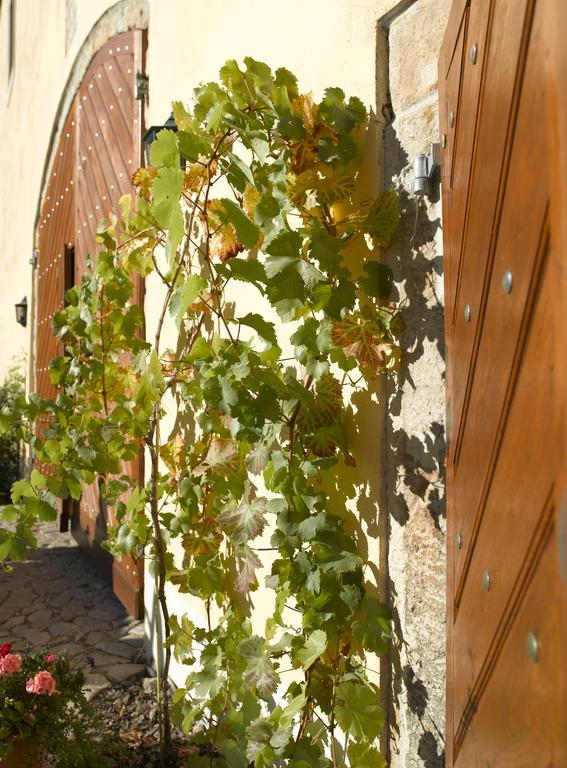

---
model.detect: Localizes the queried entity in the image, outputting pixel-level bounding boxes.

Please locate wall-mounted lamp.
[15,296,27,327]
[142,114,178,164]
[413,143,440,197]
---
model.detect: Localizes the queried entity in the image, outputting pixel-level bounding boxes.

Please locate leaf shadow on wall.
[382,122,447,768]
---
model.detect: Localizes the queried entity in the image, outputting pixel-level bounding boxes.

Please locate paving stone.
[99,663,146,684]
[50,642,89,659]
[3,613,25,630]
[48,589,76,608]
[89,651,132,669]
[60,602,88,621]
[19,602,41,616]
[83,672,111,701]
[28,609,53,626]
[113,622,144,640]
[97,640,139,660]
[74,614,108,631]
[49,621,79,637]
[12,629,52,647]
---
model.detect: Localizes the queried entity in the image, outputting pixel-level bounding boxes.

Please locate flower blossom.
[0,643,12,658]
[43,654,57,663]
[0,653,21,674]
[25,670,57,696]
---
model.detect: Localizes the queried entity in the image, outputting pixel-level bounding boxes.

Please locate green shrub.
[0,362,25,500]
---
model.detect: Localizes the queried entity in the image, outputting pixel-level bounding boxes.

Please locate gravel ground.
[89,679,194,767]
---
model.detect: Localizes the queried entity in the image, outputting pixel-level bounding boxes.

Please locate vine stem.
[329,635,341,768]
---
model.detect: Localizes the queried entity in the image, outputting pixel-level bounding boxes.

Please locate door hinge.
[136,71,149,101]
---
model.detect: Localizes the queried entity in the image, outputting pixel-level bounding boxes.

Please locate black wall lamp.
[15,296,27,327]
[142,114,178,164]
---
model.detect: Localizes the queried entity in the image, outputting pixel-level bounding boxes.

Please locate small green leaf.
[216,258,267,287]
[152,167,185,248]
[219,198,260,248]
[358,262,394,300]
[240,637,279,699]
[169,275,207,327]
[220,485,267,544]
[25,497,57,522]
[0,506,18,523]
[11,479,35,504]
[237,313,277,346]
[335,682,384,741]
[149,129,179,168]
[297,629,327,670]
[348,742,387,768]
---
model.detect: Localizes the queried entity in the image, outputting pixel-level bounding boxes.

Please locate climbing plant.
[0,361,24,502]
[0,59,402,767]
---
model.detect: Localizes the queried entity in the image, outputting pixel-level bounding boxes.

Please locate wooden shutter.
[440,0,567,764]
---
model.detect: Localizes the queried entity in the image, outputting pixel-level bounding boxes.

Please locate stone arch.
[33,0,149,232]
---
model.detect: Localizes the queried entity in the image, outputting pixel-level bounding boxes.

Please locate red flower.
[0,644,12,658]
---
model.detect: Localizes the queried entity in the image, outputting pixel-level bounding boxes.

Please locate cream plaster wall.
[141,0,392,691]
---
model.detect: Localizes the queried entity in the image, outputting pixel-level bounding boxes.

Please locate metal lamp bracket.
[413,143,440,197]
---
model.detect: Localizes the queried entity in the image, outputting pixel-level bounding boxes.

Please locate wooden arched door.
[35,30,146,618]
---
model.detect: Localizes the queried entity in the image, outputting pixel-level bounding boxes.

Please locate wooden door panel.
[453,239,554,730]
[448,0,531,464]
[452,11,548,594]
[454,523,563,766]
[444,0,490,331]
[72,30,145,618]
[36,107,76,401]
[440,11,466,349]
[441,0,567,762]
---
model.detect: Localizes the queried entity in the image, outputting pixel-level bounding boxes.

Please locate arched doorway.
[35,29,146,618]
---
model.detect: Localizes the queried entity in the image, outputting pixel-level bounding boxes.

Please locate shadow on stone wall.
[382,119,446,768]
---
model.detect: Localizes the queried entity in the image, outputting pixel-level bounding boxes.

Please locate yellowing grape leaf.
[193,438,241,477]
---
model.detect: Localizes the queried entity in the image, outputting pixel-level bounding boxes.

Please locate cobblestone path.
[0,522,145,699]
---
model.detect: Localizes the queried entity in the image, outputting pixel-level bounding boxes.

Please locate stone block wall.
[377,0,451,765]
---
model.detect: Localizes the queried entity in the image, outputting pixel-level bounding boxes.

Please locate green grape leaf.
[169,275,207,328]
[24,497,57,522]
[237,313,277,346]
[358,262,394,300]
[348,743,387,768]
[193,437,242,477]
[149,129,179,168]
[216,258,267,287]
[335,682,384,741]
[177,130,213,162]
[297,629,327,670]
[240,637,280,699]
[0,506,18,523]
[11,479,35,503]
[152,167,185,249]
[220,485,267,544]
[352,597,391,653]
[219,198,260,248]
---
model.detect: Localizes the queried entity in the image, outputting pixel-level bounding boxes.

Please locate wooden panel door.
[35,31,145,618]
[72,30,145,618]
[440,0,567,764]
[36,106,76,401]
